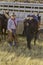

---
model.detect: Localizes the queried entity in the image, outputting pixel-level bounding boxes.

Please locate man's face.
[11,15,16,19]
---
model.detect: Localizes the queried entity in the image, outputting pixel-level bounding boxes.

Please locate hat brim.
[12,14,16,16]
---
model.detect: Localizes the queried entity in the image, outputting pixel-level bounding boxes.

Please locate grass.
[0,37,43,65]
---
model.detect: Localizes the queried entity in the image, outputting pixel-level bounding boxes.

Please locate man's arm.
[7,19,12,32]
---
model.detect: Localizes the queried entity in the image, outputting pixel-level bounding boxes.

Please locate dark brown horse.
[23,17,39,49]
[0,13,8,41]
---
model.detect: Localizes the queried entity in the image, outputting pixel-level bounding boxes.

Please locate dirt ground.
[0,37,43,65]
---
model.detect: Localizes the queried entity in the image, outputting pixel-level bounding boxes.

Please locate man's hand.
[9,29,12,33]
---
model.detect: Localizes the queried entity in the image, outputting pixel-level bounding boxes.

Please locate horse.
[0,13,8,41]
[23,16,39,49]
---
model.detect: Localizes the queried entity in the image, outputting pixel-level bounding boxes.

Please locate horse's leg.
[4,29,6,41]
[34,32,38,45]
[2,28,4,40]
[0,33,1,42]
[0,29,3,42]
[0,28,1,41]
[26,34,32,49]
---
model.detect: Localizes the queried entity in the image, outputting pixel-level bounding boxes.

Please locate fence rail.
[0,2,43,12]
[0,1,43,34]
[0,2,43,19]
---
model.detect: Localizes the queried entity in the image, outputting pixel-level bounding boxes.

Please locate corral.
[0,2,43,65]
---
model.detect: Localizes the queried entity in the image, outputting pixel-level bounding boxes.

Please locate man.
[37,13,41,22]
[37,13,41,28]
[7,12,18,46]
